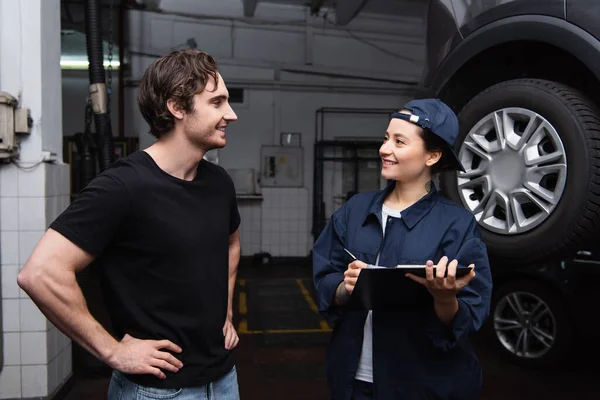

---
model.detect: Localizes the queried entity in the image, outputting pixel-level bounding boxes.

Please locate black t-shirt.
[50,151,240,389]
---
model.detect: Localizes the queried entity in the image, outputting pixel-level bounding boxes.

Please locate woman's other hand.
[405,256,476,303]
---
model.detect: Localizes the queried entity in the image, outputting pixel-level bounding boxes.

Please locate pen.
[343,248,357,260]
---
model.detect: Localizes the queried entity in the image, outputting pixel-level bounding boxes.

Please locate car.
[485,244,600,367]
[418,0,600,263]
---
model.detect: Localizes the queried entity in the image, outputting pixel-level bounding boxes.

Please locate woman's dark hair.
[419,128,455,175]
[137,49,219,138]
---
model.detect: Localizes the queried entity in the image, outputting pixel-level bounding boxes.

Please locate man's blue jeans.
[107,366,240,400]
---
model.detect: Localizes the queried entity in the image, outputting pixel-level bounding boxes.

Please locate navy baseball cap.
[391,98,465,172]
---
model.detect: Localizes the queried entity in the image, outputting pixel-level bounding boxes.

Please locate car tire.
[486,279,572,367]
[440,79,600,263]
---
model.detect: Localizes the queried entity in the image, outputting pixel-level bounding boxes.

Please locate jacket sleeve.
[424,218,493,351]
[312,205,351,324]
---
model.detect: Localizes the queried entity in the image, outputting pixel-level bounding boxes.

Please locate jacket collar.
[362,180,438,229]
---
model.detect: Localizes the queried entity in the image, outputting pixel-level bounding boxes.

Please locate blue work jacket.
[312,182,493,400]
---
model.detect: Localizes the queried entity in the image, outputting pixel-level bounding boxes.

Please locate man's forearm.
[19,267,119,365]
[227,243,240,318]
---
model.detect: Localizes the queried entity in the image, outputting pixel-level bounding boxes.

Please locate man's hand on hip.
[108,334,183,380]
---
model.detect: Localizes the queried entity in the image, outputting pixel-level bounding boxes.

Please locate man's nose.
[225,105,238,121]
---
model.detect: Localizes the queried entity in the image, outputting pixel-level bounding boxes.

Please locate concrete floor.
[61,263,600,399]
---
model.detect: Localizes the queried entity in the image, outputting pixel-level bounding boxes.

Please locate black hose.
[84,0,105,84]
[84,0,114,171]
[94,113,115,171]
[73,132,96,189]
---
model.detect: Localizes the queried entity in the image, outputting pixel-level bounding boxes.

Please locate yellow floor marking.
[238,319,249,334]
[234,278,333,334]
[296,279,319,313]
[239,328,332,334]
[297,279,331,331]
[239,292,247,315]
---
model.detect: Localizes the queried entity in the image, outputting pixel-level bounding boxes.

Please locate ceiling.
[59,0,428,63]
[259,0,427,19]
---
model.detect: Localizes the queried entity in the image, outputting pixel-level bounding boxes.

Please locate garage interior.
[1,0,599,399]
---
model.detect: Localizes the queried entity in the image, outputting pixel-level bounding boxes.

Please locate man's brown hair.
[137,49,219,138]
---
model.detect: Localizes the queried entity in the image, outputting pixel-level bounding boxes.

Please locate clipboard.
[347,265,473,311]
[394,264,473,278]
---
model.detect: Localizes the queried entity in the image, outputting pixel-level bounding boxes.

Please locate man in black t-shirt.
[18,49,243,399]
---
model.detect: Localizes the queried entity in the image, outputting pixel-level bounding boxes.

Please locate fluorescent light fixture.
[60,58,120,70]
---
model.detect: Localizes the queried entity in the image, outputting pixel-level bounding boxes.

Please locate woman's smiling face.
[379,112,442,182]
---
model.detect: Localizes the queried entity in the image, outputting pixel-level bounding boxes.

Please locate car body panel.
[452,0,565,37]
[419,0,600,99]
[567,0,600,40]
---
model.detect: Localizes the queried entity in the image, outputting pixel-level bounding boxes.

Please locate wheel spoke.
[494,317,522,331]
[481,190,512,234]
[531,307,550,323]
[458,175,492,215]
[523,164,567,205]
[506,294,527,323]
[522,330,530,356]
[463,140,494,160]
[470,115,505,154]
[509,189,551,232]
[528,302,544,320]
[515,329,528,355]
[521,120,551,150]
[493,111,507,151]
[459,167,487,179]
[458,175,489,191]
[506,110,540,150]
[531,326,554,347]
[522,120,566,166]
[458,140,492,178]
[525,150,564,167]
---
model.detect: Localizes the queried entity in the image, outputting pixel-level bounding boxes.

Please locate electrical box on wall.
[260,146,303,187]
[0,91,32,159]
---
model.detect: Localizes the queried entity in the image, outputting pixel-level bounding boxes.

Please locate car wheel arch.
[423,15,600,110]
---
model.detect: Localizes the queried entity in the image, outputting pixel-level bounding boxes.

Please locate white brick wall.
[0,162,71,399]
[238,200,262,256]
[1,0,68,396]
[260,188,311,257]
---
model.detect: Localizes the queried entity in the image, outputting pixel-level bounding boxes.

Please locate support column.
[0,0,72,398]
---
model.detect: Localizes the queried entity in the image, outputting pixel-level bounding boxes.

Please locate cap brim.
[447,148,466,172]
[392,111,465,171]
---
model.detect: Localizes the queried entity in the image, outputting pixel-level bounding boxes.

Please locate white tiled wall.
[238,200,262,256]
[0,161,71,399]
[260,188,311,257]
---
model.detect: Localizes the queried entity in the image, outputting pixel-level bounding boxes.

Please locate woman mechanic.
[312,98,493,400]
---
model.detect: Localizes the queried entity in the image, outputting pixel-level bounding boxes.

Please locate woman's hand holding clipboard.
[405,256,476,303]
[342,248,368,296]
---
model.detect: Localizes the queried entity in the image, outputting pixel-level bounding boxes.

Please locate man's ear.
[167,99,185,120]
[426,150,442,167]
